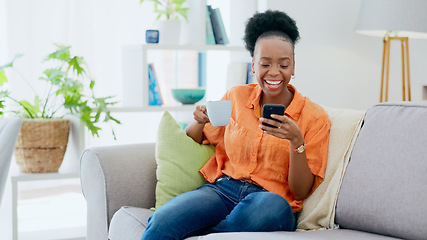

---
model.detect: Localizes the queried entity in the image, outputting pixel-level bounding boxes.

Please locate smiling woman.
[142,10,331,240]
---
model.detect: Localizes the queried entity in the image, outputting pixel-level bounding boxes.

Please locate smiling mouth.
[265,80,282,85]
[264,80,283,89]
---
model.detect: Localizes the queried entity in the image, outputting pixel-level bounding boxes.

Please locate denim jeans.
[141,176,296,240]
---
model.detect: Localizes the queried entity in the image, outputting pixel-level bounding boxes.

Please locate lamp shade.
[355,0,427,39]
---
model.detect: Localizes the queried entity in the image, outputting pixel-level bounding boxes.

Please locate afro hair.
[243,10,300,57]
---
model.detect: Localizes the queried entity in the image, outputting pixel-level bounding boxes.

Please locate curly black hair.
[243,10,300,57]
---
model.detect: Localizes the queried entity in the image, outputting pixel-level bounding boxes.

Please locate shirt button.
[248,168,252,171]
[257,134,261,137]
[252,153,255,157]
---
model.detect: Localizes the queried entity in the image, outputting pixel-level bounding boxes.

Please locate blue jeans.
[141,176,296,240]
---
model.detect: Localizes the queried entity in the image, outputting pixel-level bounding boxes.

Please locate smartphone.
[262,104,285,128]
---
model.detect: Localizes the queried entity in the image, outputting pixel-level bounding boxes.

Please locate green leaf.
[107,113,121,125]
[59,79,85,111]
[0,90,9,98]
[80,106,101,137]
[0,100,5,116]
[90,80,95,89]
[45,44,71,62]
[155,9,167,15]
[18,99,40,118]
[68,56,86,76]
[172,0,187,5]
[0,70,7,86]
[41,68,64,85]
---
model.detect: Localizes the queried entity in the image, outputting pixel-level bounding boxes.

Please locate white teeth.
[265,80,282,85]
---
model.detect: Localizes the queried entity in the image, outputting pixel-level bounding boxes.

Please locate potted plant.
[0,44,120,173]
[139,0,189,45]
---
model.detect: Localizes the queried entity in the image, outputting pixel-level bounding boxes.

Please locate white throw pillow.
[296,107,365,230]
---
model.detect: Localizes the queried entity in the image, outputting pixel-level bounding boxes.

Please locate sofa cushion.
[154,111,215,209]
[188,229,399,240]
[108,207,398,240]
[336,102,427,239]
[109,206,153,240]
[297,107,365,230]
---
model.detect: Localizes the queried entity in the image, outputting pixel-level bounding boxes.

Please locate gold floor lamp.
[355,0,427,102]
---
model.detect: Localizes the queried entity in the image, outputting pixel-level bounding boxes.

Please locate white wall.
[265,0,427,110]
[4,0,157,101]
[0,0,7,64]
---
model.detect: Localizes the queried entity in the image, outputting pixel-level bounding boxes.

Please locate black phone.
[262,104,285,128]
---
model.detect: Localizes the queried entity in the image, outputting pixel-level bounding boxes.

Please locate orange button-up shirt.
[200,84,330,213]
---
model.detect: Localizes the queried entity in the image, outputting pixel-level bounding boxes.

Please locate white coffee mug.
[206,100,232,127]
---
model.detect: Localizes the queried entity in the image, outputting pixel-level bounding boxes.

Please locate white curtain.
[4,0,156,101]
[0,0,8,64]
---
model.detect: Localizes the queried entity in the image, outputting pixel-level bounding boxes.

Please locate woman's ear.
[292,60,296,76]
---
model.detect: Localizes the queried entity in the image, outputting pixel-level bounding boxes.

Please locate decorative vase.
[156,20,182,45]
[14,119,71,173]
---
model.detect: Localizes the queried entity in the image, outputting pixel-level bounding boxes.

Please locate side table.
[11,171,83,240]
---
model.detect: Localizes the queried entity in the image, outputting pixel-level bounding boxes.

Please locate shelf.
[11,171,80,182]
[109,105,198,113]
[123,44,246,52]
[122,43,248,109]
[121,0,252,110]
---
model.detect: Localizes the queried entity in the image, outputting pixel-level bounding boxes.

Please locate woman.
[141,10,330,240]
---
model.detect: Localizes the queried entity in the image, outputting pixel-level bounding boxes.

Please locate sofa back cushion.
[297,107,365,230]
[335,102,427,239]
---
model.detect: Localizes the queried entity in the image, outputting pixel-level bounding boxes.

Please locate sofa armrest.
[80,143,156,240]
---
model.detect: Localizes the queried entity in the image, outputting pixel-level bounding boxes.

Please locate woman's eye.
[261,64,270,67]
[280,65,289,68]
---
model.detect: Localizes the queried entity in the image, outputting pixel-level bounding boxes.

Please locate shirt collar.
[285,85,305,121]
[246,84,262,110]
[246,84,305,121]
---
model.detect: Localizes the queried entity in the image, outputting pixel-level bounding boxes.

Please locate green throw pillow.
[154,111,215,210]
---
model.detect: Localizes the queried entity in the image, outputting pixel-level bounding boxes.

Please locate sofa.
[80,102,427,240]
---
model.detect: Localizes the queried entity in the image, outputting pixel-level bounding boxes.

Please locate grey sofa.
[0,118,22,207]
[80,102,427,240]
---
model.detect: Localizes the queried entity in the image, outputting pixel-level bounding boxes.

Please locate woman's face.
[252,37,295,99]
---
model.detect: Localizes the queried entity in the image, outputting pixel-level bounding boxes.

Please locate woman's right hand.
[193,105,210,125]
[186,105,210,143]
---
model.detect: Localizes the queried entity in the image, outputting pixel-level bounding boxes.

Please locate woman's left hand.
[259,114,303,144]
[260,114,312,200]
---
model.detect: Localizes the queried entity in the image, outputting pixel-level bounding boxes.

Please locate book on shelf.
[207,5,228,45]
[205,6,216,45]
[246,62,255,84]
[212,8,229,45]
[148,63,163,106]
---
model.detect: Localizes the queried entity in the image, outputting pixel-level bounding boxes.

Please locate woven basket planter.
[14,119,71,173]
